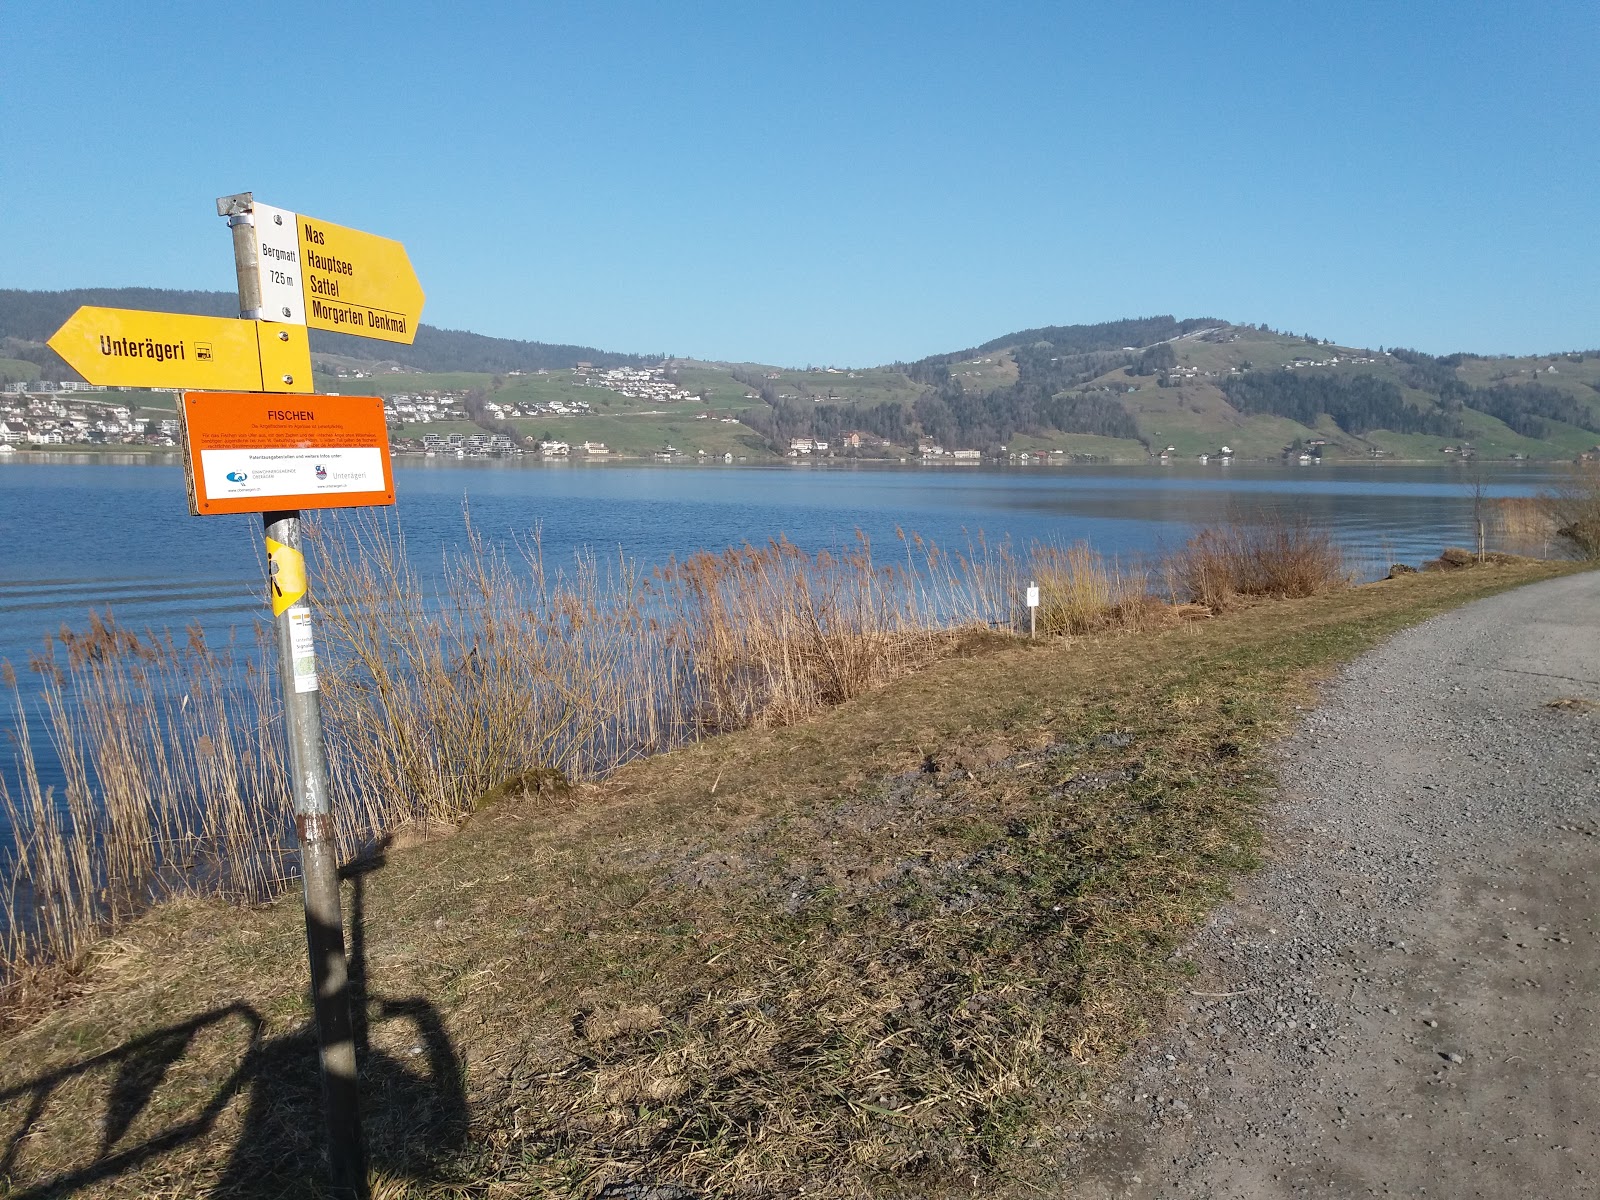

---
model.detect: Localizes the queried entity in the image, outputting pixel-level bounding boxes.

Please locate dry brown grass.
[0,514,1362,995]
[0,519,1019,989]
[1173,513,1348,609]
[0,559,1581,1200]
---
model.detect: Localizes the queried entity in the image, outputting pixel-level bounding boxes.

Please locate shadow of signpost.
[0,856,466,1199]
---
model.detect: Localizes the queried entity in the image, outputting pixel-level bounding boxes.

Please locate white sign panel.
[288,609,319,693]
[198,447,387,502]
[1026,584,1040,608]
[252,203,306,325]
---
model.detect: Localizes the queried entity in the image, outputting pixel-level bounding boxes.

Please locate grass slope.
[0,561,1584,1198]
[506,414,773,458]
[0,356,38,386]
[945,351,1020,394]
[1000,431,1150,461]
[1121,378,1322,458]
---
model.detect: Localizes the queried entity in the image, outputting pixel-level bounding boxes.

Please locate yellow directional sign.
[47,307,313,393]
[296,214,425,344]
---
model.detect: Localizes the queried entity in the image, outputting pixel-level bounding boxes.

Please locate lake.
[0,454,1559,677]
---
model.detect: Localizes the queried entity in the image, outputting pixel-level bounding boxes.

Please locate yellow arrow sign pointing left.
[47,306,313,393]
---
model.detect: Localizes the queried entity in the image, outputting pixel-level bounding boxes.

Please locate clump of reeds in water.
[309,515,672,833]
[1029,543,1171,636]
[656,529,1008,730]
[1483,496,1559,558]
[1,618,290,986]
[1173,513,1348,609]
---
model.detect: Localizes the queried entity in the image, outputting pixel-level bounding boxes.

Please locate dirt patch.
[1544,696,1598,712]
[1422,546,1539,571]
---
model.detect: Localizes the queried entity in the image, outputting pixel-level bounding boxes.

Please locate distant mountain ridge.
[0,288,655,376]
[972,316,1227,357]
[744,317,1600,461]
[7,289,1599,461]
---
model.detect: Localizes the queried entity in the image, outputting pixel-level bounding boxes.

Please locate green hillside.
[7,287,1599,461]
[711,320,1600,462]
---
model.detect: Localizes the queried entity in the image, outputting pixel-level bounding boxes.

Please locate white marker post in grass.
[1027,579,1040,639]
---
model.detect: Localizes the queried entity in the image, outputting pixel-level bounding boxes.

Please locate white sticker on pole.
[1026,583,1040,608]
[252,203,307,325]
[288,608,319,693]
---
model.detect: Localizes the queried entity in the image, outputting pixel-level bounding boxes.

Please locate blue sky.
[3,1,1595,365]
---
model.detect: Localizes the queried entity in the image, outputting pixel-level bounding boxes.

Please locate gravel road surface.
[1062,570,1600,1198]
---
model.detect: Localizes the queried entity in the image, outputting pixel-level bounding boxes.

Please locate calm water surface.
[0,454,1556,671]
[0,453,1563,819]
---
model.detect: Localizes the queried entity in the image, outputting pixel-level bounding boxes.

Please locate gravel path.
[1061,570,1600,1198]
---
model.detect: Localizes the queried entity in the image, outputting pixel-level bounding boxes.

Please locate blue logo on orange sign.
[225,470,249,483]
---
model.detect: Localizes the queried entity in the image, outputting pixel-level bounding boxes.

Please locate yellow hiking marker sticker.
[266,537,308,615]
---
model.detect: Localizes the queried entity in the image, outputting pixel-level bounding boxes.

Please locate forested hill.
[959,316,1226,362]
[0,288,653,375]
[737,318,1600,461]
[7,289,1600,460]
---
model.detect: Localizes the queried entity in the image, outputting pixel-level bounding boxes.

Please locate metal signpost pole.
[220,193,366,1196]
[51,189,415,1192]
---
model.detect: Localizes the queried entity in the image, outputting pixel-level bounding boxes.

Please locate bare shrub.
[1539,461,1600,559]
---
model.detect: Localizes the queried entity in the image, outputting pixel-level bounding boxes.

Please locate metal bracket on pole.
[216,191,255,217]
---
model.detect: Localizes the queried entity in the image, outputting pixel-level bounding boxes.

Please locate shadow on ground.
[0,857,466,1199]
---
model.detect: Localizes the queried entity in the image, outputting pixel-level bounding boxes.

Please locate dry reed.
[1,621,289,982]
[1030,543,1169,635]
[1483,496,1557,558]
[0,513,1353,988]
[1537,462,1600,559]
[0,517,1020,984]
[1173,513,1348,609]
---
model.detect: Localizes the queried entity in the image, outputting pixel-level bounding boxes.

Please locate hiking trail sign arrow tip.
[225,193,425,345]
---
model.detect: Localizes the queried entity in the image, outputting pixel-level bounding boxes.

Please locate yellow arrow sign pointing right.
[47,307,313,393]
[296,215,425,345]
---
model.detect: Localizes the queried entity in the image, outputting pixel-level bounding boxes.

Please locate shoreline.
[0,560,1585,1197]
[0,446,1574,469]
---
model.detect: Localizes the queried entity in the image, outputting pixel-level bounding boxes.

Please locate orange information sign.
[181,391,395,515]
